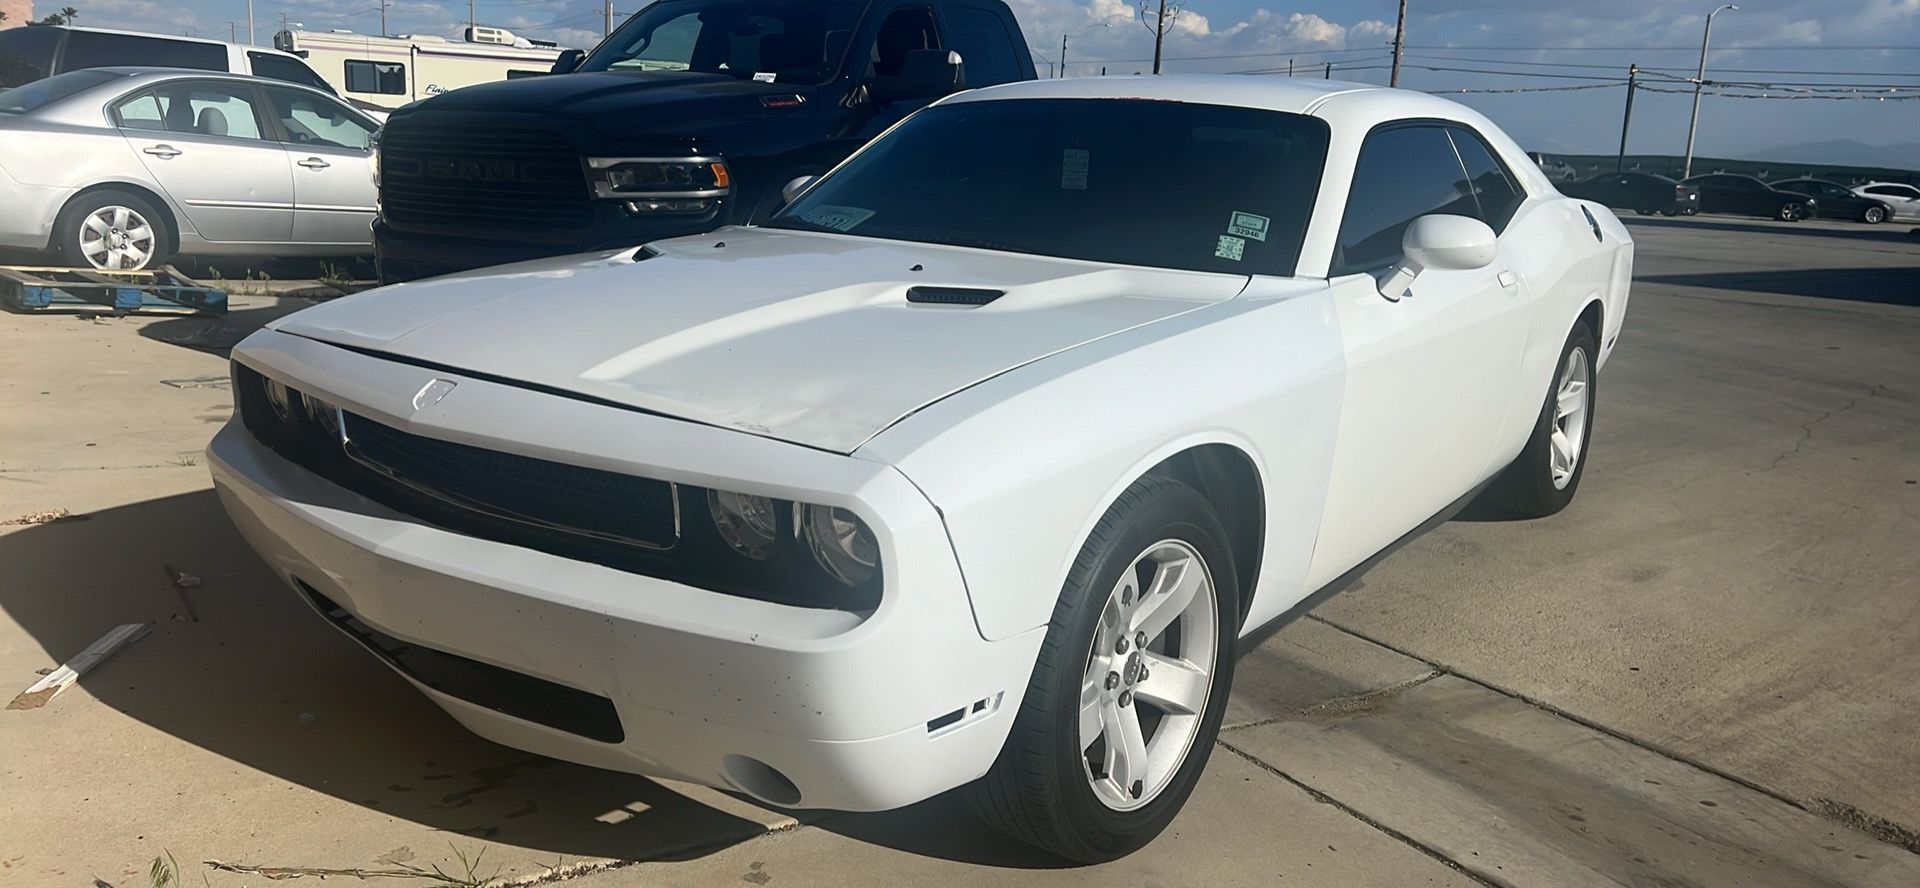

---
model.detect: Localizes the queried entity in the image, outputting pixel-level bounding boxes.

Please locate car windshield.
[578,0,866,84]
[0,68,121,114]
[767,98,1332,277]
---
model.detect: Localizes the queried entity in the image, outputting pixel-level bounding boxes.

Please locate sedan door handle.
[142,144,182,159]
[1497,270,1519,289]
[297,157,331,170]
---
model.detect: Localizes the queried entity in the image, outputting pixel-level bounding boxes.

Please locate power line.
[1431,82,1625,95]
[1402,43,1920,52]
[1074,45,1385,65]
[1638,84,1920,100]
[1404,53,1920,80]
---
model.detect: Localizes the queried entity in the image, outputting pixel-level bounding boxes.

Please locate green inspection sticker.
[1215,235,1246,261]
[1227,211,1270,242]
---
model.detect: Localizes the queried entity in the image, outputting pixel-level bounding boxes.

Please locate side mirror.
[1378,214,1496,302]
[551,49,586,75]
[870,49,965,104]
[780,175,817,207]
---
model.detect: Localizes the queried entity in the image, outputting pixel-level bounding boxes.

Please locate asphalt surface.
[1,215,1916,887]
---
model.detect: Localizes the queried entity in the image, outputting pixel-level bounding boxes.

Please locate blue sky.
[72,0,1920,160]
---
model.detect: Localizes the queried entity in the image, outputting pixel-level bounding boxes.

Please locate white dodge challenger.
[209,75,1631,860]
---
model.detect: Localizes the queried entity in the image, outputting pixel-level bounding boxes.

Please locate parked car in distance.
[1681,173,1817,221]
[210,76,1632,862]
[0,25,335,94]
[370,0,1038,282]
[0,68,379,270]
[1563,171,1700,216]
[1853,181,1920,221]
[1772,178,1893,223]
[1527,150,1578,182]
[274,26,568,112]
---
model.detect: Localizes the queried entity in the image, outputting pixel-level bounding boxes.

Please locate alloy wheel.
[79,206,157,271]
[1079,539,1218,812]
[1550,347,1591,490]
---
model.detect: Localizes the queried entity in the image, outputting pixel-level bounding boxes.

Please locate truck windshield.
[768,98,1332,278]
[579,0,866,84]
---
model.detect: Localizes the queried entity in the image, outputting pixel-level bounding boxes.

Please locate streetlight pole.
[247,0,254,44]
[1682,4,1736,180]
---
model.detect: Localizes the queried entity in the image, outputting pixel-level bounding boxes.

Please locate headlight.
[707,489,777,560]
[369,131,381,186]
[586,156,730,210]
[800,505,879,587]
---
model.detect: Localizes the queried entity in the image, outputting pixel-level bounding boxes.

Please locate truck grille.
[378,118,594,234]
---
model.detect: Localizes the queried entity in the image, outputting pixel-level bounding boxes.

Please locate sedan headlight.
[702,489,881,591]
[586,156,731,212]
[799,505,879,587]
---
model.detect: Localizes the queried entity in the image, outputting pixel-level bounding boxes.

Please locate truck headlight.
[586,156,730,210]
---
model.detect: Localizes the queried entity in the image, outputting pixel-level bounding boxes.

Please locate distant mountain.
[1739,139,1920,170]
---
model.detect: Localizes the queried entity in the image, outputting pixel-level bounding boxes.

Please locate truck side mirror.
[870,49,965,104]
[551,49,586,75]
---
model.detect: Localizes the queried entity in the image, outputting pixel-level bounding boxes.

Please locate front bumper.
[208,330,1044,811]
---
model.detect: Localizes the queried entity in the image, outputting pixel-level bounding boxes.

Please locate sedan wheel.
[969,475,1237,862]
[1549,347,1591,490]
[1864,206,1887,224]
[79,205,159,271]
[1480,321,1599,517]
[1778,203,1801,222]
[1079,539,1217,812]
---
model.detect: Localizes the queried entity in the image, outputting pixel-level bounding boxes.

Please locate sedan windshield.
[579,0,865,84]
[769,98,1331,277]
[0,68,122,114]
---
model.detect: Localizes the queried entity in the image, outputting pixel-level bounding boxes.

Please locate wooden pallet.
[0,265,227,315]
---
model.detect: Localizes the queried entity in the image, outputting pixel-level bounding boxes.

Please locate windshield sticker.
[752,72,778,83]
[1227,211,1270,242]
[1061,149,1090,191]
[797,205,876,232]
[1214,235,1246,261]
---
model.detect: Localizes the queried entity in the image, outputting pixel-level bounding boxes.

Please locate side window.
[1333,125,1477,275]
[248,52,331,92]
[265,87,375,150]
[344,60,407,95]
[1447,127,1523,232]
[942,6,1020,87]
[147,83,267,140]
[869,7,941,78]
[62,32,226,73]
[112,91,167,131]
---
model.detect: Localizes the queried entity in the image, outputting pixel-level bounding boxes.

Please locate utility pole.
[1324,61,1332,79]
[247,0,254,44]
[604,0,613,37]
[1150,0,1166,74]
[228,20,236,41]
[469,0,475,32]
[1389,0,1408,87]
[1683,4,1737,179]
[378,0,388,36]
[1059,32,1068,79]
[1287,58,1293,77]
[1616,64,1638,171]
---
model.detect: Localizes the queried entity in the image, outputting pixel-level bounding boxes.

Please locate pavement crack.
[1223,670,1443,731]
[1215,738,1504,887]
[1752,384,1886,474]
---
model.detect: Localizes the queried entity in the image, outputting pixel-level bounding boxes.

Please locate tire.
[1481,322,1599,518]
[1778,203,1802,222]
[54,189,172,271]
[1863,205,1887,224]
[1635,208,1654,216]
[967,475,1239,863]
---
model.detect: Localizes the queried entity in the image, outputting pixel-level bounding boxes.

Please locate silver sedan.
[0,67,378,270]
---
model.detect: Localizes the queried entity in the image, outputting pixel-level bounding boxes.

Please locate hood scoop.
[906,286,1005,307]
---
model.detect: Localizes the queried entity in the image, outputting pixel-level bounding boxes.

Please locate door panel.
[262,86,379,245]
[115,82,294,243]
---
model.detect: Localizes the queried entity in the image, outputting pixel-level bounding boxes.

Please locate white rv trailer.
[273,27,567,111]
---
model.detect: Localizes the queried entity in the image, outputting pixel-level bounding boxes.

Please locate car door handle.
[1497,270,1519,289]
[142,145,182,159]
[297,157,331,170]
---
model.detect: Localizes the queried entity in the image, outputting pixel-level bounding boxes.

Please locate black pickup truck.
[372,0,1036,282]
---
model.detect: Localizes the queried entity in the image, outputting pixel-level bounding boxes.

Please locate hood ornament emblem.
[412,378,458,410]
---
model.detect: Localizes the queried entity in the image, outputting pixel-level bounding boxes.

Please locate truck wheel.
[55,190,173,271]
[967,475,1237,862]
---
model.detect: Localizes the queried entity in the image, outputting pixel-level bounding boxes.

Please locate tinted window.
[868,7,941,78]
[117,82,266,140]
[1447,127,1523,232]
[770,98,1331,277]
[344,59,406,94]
[1335,125,1478,274]
[581,0,865,85]
[0,67,120,114]
[0,25,63,88]
[265,86,374,150]
[942,6,1019,86]
[248,51,332,92]
[62,31,226,73]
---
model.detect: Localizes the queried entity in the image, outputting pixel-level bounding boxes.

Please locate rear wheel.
[1481,322,1599,518]
[54,190,172,271]
[968,475,1237,862]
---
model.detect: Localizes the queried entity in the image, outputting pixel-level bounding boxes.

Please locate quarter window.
[942,6,1020,86]
[1334,125,1480,274]
[1447,127,1523,232]
[344,60,407,95]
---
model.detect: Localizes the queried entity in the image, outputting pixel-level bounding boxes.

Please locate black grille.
[378,118,594,233]
[299,581,624,743]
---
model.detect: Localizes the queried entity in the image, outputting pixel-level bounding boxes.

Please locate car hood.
[270,228,1249,453]
[394,71,804,140]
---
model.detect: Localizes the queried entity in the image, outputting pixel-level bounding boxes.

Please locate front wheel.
[967,475,1238,862]
[1778,203,1804,222]
[1481,322,1599,518]
[1863,205,1887,224]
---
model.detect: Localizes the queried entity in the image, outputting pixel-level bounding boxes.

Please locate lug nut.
[1135,630,1148,649]
[1115,636,1130,655]
[1138,666,1150,682]
[1105,671,1120,690]
[1118,690,1133,707]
